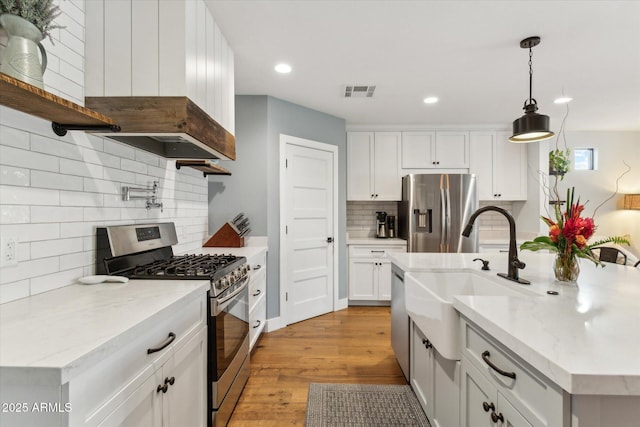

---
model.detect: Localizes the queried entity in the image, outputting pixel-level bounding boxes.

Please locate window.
[574,148,597,170]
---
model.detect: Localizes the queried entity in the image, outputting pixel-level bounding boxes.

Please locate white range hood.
[85,0,235,160]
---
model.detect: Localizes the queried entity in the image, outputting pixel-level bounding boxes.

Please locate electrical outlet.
[1,236,19,267]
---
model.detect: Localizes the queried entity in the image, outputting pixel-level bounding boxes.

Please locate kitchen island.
[389,251,640,427]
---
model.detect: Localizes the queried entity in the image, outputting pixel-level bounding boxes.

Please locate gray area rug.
[305,383,431,427]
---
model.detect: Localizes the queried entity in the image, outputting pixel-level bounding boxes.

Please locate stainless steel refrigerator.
[391,173,478,380]
[398,173,478,253]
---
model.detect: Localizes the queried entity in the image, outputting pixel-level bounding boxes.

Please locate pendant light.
[509,36,554,143]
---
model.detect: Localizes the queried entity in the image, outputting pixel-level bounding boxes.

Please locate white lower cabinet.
[248,249,267,349]
[411,323,436,421]
[69,294,207,427]
[459,318,567,427]
[97,326,206,427]
[411,322,460,427]
[461,359,531,427]
[348,244,406,302]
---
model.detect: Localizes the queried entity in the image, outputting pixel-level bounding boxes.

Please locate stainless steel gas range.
[96,222,250,427]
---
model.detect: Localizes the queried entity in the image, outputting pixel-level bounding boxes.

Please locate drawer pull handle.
[370,250,385,253]
[253,265,262,270]
[482,350,516,379]
[252,289,262,297]
[491,411,504,423]
[482,401,495,413]
[253,320,262,329]
[147,332,176,355]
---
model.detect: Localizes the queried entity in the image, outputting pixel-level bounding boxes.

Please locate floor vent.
[344,85,376,98]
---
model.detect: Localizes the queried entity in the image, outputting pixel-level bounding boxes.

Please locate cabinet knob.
[436,161,440,164]
[491,411,504,423]
[482,401,495,412]
[157,383,168,394]
[165,376,175,386]
[432,161,436,165]
[422,338,433,349]
[252,264,262,270]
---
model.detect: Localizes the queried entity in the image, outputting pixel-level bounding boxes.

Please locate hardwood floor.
[228,306,407,426]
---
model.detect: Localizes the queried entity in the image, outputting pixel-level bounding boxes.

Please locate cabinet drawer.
[248,251,267,270]
[69,294,206,426]
[249,294,266,349]
[249,264,266,312]
[461,319,565,427]
[349,245,406,258]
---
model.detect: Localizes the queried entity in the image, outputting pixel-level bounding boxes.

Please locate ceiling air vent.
[344,85,376,98]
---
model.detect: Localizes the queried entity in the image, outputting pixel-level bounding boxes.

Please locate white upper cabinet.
[469,131,527,201]
[401,131,469,170]
[347,132,401,201]
[85,0,235,135]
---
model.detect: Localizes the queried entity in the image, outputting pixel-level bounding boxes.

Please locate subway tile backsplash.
[0,1,211,304]
[346,200,513,238]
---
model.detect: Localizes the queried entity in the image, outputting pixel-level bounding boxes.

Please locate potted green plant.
[0,0,63,88]
[0,0,62,43]
[549,148,570,177]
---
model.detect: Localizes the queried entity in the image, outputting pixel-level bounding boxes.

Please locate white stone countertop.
[346,237,407,245]
[388,251,640,395]
[0,241,267,385]
[194,235,268,259]
[0,279,209,385]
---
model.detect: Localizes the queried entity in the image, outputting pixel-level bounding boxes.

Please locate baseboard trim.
[335,298,349,311]
[265,298,350,332]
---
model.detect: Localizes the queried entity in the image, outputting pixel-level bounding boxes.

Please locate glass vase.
[553,252,580,283]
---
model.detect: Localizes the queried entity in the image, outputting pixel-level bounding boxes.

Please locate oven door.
[208,276,250,411]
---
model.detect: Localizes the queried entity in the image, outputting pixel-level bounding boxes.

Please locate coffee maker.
[376,211,388,238]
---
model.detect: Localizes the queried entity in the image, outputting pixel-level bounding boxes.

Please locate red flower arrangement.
[521,187,629,281]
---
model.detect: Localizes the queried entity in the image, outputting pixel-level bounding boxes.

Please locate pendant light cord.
[528,47,534,105]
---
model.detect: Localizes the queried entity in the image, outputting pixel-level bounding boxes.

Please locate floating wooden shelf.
[175,159,231,177]
[0,72,120,136]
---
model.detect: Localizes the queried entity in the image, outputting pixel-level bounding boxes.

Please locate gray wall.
[209,95,347,319]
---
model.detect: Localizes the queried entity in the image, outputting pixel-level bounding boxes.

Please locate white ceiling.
[207,0,640,131]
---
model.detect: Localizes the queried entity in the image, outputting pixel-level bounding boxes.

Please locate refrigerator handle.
[440,187,447,251]
[445,187,452,252]
[427,209,433,233]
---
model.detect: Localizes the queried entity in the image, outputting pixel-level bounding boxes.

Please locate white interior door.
[281,135,337,325]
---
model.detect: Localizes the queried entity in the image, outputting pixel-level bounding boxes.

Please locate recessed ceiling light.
[275,63,292,74]
[554,97,573,104]
[423,97,438,104]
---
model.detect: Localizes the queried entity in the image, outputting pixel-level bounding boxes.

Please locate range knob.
[228,273,236,284]
[217,278,227,289]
